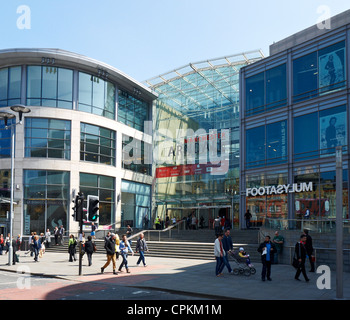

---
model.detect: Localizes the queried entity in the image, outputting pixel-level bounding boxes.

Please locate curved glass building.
[146,51,264,228]
[0,49,156,237]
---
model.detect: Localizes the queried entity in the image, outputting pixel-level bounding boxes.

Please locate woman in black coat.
[294,234,310,282]
[85,236,95,266]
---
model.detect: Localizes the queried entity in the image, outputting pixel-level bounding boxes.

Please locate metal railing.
[261,217,350,233]
[127,220,186,242]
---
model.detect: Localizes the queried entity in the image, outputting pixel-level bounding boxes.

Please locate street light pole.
[0,105,31,266]
[8,123,15,266]
[335,146,343,299]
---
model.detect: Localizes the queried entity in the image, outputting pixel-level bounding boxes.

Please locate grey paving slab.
[0,251,349,300]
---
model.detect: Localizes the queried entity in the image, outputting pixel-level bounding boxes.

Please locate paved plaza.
[0,250,349,300]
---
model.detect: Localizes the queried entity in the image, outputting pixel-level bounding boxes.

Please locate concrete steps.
[45,229,262,262]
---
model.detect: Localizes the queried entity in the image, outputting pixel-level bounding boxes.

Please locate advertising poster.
[320,110,346,155]
[319,47,345,92]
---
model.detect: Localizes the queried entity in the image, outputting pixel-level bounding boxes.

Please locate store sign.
[246,182,313,197]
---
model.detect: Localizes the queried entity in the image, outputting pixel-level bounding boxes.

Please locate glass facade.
[25,118,71,159]
[121,180,151,228]
[78,72,115,119]
[242,31,349,226]
[80,123,116,166]
[293,41,346,102]
[147,52,264,226]
[79,173,115,226]
[294,169,348,220]
[0,118,15,159]
[0,170,10,220]
[0,66,21,107]
[245,63,287,116]
[118,89,149,131]
[245,172,288,227]
[122,135,151,175]
[294,105,347,161]
[23,170,70,235]
[245,120,287,168]
[27,66,73,109]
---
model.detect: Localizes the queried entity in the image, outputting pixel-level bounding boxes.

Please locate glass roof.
[144,50,265,114]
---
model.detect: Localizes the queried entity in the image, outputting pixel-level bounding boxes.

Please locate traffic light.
[87,195,99,222]
[72,192,84,222]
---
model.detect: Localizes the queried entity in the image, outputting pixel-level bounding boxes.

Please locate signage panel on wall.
[246,182,313,197]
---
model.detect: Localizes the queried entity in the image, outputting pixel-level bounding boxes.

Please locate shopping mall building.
[1,9,350,237]
[240,10,350,228]
[0,49,156,236]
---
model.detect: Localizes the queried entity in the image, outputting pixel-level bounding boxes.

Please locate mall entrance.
[166,205,232,230]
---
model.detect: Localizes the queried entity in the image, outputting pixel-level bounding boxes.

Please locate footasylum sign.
[246,182,313,197]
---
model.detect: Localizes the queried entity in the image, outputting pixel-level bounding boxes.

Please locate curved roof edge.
[0,48,157,101]
[144,50,265,88]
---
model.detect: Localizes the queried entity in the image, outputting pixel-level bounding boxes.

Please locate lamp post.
[0,105,31,266]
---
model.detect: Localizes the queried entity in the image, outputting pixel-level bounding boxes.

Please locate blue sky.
[1,0,350,82]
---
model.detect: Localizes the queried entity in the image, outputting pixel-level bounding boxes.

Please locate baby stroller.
[229,250,256,276]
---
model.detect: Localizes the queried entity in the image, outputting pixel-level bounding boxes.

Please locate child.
[239,247,252,267]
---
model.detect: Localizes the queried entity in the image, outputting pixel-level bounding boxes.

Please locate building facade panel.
[0,49,156,237]
[240,11,350,229]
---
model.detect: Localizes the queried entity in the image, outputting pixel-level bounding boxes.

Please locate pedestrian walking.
[222,228,233,274]
[294,234,310,282]
[118,234,134,273]
[214,232,225,277]
[45,229,51,248]
[5,233,10,254]
[91,222,97,239]
[0,234,4,255]
[213,216,221,237]
[11,238,18,265]
[68,234,77,262]
[29,232,35,256]
[85,235,95,266]
[59,225,65,245]
[101,233,117,274]
[104,231,111,243]
[135,233,149,267]
[272,231,284,264]
[303,229,315,272]
[126,225,133,246]
[257,235,276,281]
[143,214,149,230]
[33,235,41,262]
[54,226,59,245]
[245,209,252,229]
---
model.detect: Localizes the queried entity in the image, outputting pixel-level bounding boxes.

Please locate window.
[245,64,287,116]
[0,66,21,107]
[118,89,149,131]
[25,118,71,159]
[80,173,115,226]
[80,123,116,166]
[27,66,73,109]
[294,112,318,161]
[78,72,115,120]
[246,126,265,168]
[294,105,347,161]
[121,180,151,228]
[293,52,318,102]
[245,72,264,115]
[245,120,288,168]
[266,121,287,165]
[0,118,16,158]
[266,64,287,110]
[293,41,346,103]
[23,170,70,235]
[122,135,151,175]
